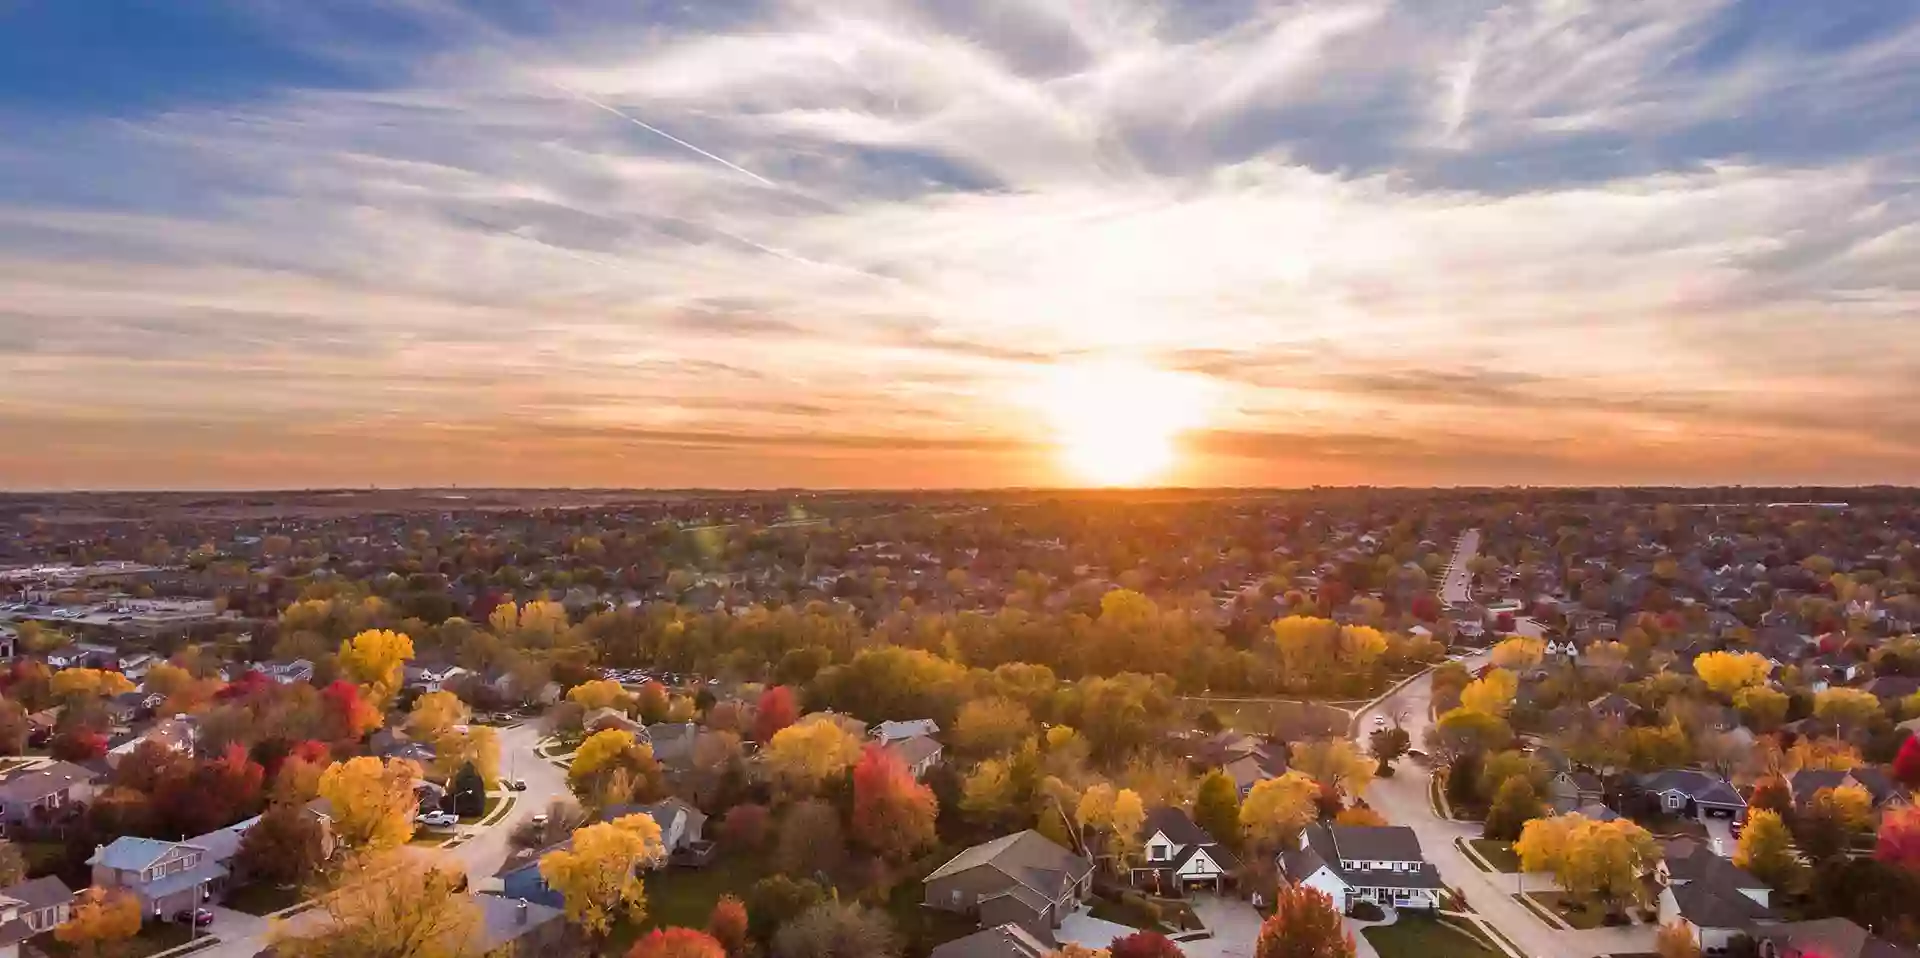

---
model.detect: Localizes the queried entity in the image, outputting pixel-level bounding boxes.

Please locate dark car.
[174,908,215,928]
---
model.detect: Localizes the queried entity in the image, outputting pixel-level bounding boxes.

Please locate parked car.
[531,812,550,826]
[509,779,528,791]
[419,810,459,828]
[173,909,215,928]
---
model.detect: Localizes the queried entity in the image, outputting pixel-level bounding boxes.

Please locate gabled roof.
[1760,918,1920,958]
[1328,825,1425,863]
[1139,806,1212,848]
[1662,839,1764,891]
[929,923,1052,958]
[1788,770,1849,807]
[872,719,940,743]
[924,830,1093,902]
[0,875,73,910]
[1667,881,1772,929]
[0,761,97,801]
[89,836,197,872]
[886,734,944,768]
[1637,770,1746,807]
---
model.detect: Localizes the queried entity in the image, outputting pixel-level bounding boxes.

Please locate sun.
[1033,360,1210,487]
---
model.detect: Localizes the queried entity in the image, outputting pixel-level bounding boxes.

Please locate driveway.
[1701,816,1735,857]
[1181,895,1262,958]
[1055,909,1139,950]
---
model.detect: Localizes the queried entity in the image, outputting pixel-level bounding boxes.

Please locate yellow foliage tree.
[1339,626,1388,671]
[1518,814,1659,907]
[431,725,501,784]
[1733,809,1800,891]
[1785,738,1860,773]
[1810,783,1875,834]
[49,669,137,700]
[1813,688,1883,732]
[1734,687,1790,732]
[763,714,864,794]
[338,629,414,705]
[1271,617,1340,687]
[54,888,141,958]
[1289,739,1375,797]
[1239,771,1320,849]
[1694,651,1772,697]
[317,757,420,852]
[1490,637,1545,671]
[1460,669,1518,716]
[538,814,665,936]
[570,729,642,783]
[268,855,479,958]
[567,679,631,713]
[407,691,470,741]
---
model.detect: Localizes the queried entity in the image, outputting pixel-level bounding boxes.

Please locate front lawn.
[224,882,309,916]
[1468,839,1521,873]
[643,855,773,930]
[43,921,196,958]
[1364,916,1503,958]
[460,795,504,825]
[20,840,67,877]
[1528,891,1609,930]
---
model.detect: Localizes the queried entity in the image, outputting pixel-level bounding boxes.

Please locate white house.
[885,734,945,781]
[1130,806,1238,893]
[1657,839,1776,954]
[1277,824,1442,913]
[870,719,940,744]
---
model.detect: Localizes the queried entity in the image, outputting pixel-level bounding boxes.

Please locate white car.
[419,810,459,828]
[1372,716,1389,728]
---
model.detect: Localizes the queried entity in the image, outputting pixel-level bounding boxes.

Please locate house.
[470,894,570,957]
[0,876,72,938]
[1190,732,1290,796]
[923,831,1094,937]
[403,663,469,693]
[1546,769,1606,814]
[1658,839,1770,907]
[497,809,678,907]
[886,734,944,781]
[871,719,940,745]
[88,836,228,919]
[104,691,163,727]
[600,797,709,860]
[105,717,196,768]
[1129,806,1238,893]
[1758,918,1920,958]
[0,761,97,833]
[1788,768,1910,815]
[582,707,644,736]
[0,893,33,958]
[639,722,699,770]
[1276,823,1443,913]
[1863,676,1920,705]
[1636,770,1748,821]
[259,659,315,685]
[1590,693,1639,724]
[1659,880,1776,954]
[929,923,1052,958]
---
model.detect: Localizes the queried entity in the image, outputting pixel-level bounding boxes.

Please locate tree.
[709,895,750,958]
[1814,688,1884,735]
[1517,815,1658,907]
[1428,708,1512,762]
[1290,740,1374,798]
[1694,652,1773,697]
[407,691,470,741]
[850,745,938,862]
[630,928,727,958]
[1240,772,1320,850]
[50,668,137,701]
[237,801,327,887]
[1747,776,1793,817]
[1111,931,1185,958]
[1734,687,1790,732]
[0,841,23,888]
[1876,806,1920,872]
[1656,922,1702,958]
[0,700,30,755]
[568,679,631,713]
[317,757,420,852]
[539,814,666,935]
[636,682,671,725]
[754,686,800,743]
[449,762,486,818]
[568,729,665,807]
[1253,884,1352,958]
[1734,810,1802,892]
[771,901,899,958]
[1483,778,1544,842]
[720,804,771,851]
[746,876,827,945]
[268,855,480,958]
[1368,726,1410,773]
[1193,771,1242,847]
[1460,669,1518,716]
[1896,735,1920,788]
[776,800,848,878]
[321,680,383,740]
[763,715,863,795]
[55,888,142,958]
[1490,637,1545,671]
[954,698,1034,758]
[1334,806,1387,826]
[337,629,414,705]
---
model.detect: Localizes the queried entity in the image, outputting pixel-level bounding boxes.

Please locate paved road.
[1439,529,1482,607]
[1354,660,1654,958]
[197,721,567,958]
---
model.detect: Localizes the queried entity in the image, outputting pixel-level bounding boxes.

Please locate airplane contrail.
[541,76,780,190]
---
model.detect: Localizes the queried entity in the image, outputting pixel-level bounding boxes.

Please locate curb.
[1347,662,1442,740]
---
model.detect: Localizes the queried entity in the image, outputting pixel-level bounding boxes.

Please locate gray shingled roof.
[1667,882,1772,929]
[930,923,1052,958]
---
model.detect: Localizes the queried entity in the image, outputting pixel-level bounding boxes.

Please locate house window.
[1149,843,1169,862]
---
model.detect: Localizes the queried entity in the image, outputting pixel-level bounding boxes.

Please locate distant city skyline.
[3,3,1918,490]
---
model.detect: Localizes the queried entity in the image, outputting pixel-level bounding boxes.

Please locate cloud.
[1,0,1918,488]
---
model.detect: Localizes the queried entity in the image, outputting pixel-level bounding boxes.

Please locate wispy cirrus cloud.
[0,0,1917,488]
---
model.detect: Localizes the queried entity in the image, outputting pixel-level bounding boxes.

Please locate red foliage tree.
[1409,594,1439,623]
[850,744,938,862]
[627,927,727,958]
[1254,885,1354,958]
[1495,612,1516,633]
[1893,736,1920,789]
[719,803,771,851]
[1877,807,1920,872]
[707,895,749,958]
[319,680,380,741]
[216,670,273,702]
[50,728,108,762]
[155,744,266,837]
[637,681,672,724]
[753,686,799,743]
[1748,776,1794,817]
[1112,931,1187,958]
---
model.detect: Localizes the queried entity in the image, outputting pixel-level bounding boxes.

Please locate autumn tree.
[1694,652,1772,697]
[408,691,470,741]
[1193,771,1242,847]
[771,901,899,958]
[709,895,751,958]
[50,668,137,701]
[763,715,863,795]
[318,756,421,852]
[776,800,849,879]
[1460,669,1518,716]
[1482,777,1544,842]
[540,814,666,936]
[1895,735,1920,788]
[954,698,1034,758]
[337,628,414,705]
[568,729,666,808]
[1111,931,1185,958]
[1253,885,1353,958]
[1815,688,1884,736]
[1517,815,1659,909]
[1490,637,1545,671]
[269,855,480,958]
[1656,922,1702,958]
[568,679,631,713]
[237,800,328,887]
[1735,810,1802,892]
[1290,740,1374,798]
[636,682,672,725]
[320,679,383,741]
[1240,772,1320,851]
[1427,708,1513,763]
[1874,806,1920,872]
[720,803,771,851]
[753,686,800,743]
[55,888,142,958]
[1368,726,1410,773]
[0,700,26,755]
[1735,687,1790,733]
[0,841,23,888]
[746,876,828,945]
[850,744,938,862]
[1334,806,1387,827]
[630,928,727,958]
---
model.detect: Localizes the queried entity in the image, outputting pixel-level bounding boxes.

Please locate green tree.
[1734,810,1803,893]
[1193,771,1242,847]
[1482,778,1543,842]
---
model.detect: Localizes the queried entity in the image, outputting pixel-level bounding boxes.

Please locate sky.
[2,0,1918,490]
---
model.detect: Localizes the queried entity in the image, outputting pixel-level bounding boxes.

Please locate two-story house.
[88,837,227,919]
[1657,838,1776,954]
[1130,806,1238,893]
[923,831,1094,938]
[0,762,97,835]
[0,876,72,943]
[885,734,944,782]
[1636,770,1749,822]
[1277,823,1442,913]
